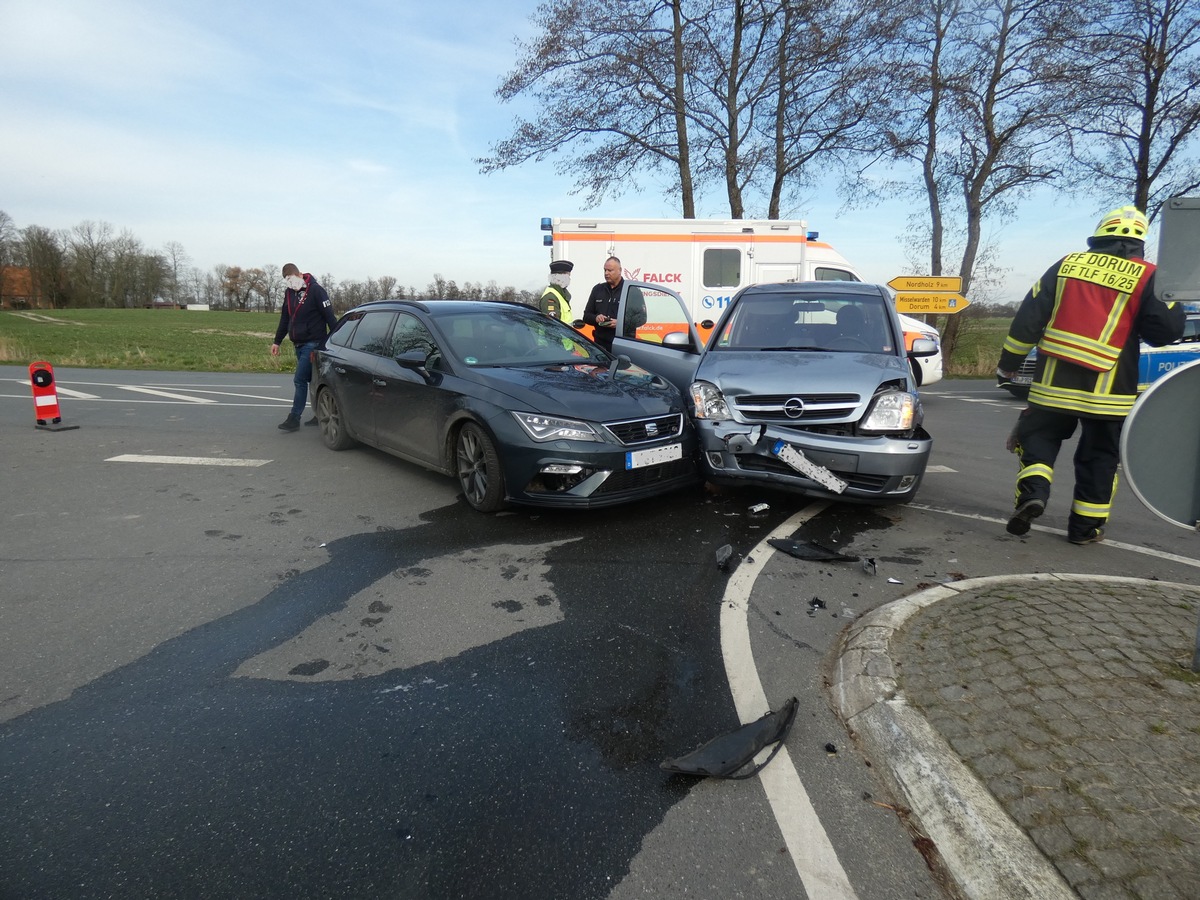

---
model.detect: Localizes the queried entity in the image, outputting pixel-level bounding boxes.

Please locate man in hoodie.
[270,263,338,431]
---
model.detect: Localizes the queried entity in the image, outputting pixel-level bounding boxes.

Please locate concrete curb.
[826,574,1167,900]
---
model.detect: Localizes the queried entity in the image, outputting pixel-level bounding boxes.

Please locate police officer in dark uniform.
[997,206,1185,543]
[582,256,646,353]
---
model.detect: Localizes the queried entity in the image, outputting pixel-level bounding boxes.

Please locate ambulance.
[542,216,943,386]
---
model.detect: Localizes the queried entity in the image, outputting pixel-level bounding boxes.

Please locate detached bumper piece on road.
[661,697,798,780]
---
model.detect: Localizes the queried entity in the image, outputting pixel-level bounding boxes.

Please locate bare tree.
[878,0,1085,357]
[67,221,115,307]
[19,226,71,309]
[480,0,699,214]
[260,265,284,312]
[220,266,267,311]
[0,210,16,304]
[1069,0,1200,217]
[761,0,904,217]
[163,241,191,306]
[374,276,398,301]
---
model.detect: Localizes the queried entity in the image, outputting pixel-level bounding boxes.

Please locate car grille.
[1017,351,1038,379]
[594,457,697,494]
[732,393,860,422]
[603,413,684,446]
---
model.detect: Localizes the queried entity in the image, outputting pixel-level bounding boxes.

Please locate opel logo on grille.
[783,397,805,419]
[646,422,659,437]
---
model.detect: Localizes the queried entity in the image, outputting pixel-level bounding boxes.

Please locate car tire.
[316,387,356,450]
[456,422,505,512]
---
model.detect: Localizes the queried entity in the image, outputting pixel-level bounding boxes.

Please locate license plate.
[626,443,682,470]
[1012,374,1032,385]
[772,441,848,493]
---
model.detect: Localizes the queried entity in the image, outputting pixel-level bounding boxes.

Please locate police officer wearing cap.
[540,260,575,322]
[997,205,1185,544]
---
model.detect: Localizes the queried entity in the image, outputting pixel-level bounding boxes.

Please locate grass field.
[0,307,1011,376]
[0,308,289,374]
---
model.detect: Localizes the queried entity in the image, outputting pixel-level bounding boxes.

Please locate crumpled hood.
[696,349,910,405]
[472,361,682,420]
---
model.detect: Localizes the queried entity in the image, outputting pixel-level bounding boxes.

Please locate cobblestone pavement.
[891,576,1200,900]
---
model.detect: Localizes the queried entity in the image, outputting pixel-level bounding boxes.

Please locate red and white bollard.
[29,361,79,431]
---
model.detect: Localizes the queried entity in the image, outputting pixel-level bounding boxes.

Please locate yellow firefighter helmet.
[1093,205,1149,240]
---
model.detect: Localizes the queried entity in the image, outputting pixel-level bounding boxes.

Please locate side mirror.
[662,331,692,348]
[396,348,437,381]
[908,338,938,358]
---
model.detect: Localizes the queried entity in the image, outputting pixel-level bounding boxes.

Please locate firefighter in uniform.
[997,206,1185,544]
[539,260,574,322]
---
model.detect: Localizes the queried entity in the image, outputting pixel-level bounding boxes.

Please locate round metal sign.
[1121,357,1200,531]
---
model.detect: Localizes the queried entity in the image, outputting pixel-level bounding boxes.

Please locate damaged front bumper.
[697,421,932,503]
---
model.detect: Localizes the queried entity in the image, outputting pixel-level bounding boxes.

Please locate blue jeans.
[291,341,320,417]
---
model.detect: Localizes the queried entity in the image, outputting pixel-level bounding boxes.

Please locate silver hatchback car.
[608,281,937,504]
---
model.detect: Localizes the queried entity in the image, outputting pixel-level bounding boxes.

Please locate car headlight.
[690,381,731,419]
[861,391,916,432]
[511,412,602,442]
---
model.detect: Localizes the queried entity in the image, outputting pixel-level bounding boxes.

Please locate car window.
[702,248,741,288]
[714,293,892,352]
[348,311,397,356]
[437,309,599,366]
[625,286,692,346]
[327,312,362,348]
[813,267,859,282]
[392,313,434,355]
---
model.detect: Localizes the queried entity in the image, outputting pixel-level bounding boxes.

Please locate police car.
[998,307,1200,398]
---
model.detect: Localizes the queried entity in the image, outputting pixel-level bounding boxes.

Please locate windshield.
[712,292,896,353]
[436,308,607,367]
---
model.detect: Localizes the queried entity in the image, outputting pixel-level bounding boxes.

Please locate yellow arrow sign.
[888,275,963,293]
[894,292,971,314]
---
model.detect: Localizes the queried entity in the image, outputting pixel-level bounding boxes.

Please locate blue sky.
[1,0,1118,301]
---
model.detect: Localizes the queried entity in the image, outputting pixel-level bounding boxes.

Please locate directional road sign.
[888,276,962,293]
[893,292,971,314]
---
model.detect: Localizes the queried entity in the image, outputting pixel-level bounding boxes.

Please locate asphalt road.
[2,368,1198,899]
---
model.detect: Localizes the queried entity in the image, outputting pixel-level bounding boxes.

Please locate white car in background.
[899,314,943,387]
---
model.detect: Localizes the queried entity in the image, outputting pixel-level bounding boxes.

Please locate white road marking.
[925,464,957,473]
[145,387,291,403]
[721,501,860,900]
[13,379,101,400]
[2,378,290,406]
[106,454,271,467]
[910,503,1200,569]
[117,386,218,403]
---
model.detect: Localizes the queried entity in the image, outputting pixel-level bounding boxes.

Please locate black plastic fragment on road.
[660,697,799,780]
[768,538,856,562]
